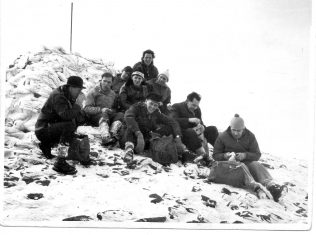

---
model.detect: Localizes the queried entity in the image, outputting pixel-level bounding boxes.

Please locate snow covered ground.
[2,133,309,229]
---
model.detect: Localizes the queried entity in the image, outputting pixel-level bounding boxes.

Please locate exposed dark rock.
[284,182,296,187]
[261,163,274,169]
[89,152,99,158]
[236,211,253,218]
[192,186,201,192]
[201,195,216,208]
[233,220,243,224]
[4,176,19,182]
[149,193,163,204]
[63,215,94,221]
[22,176,40,184]
[4,181,16,188]
[27,193,43,200]
[256,214,271,223]
[35,180,51,186]
[96,173,109,179]
[136,217,166,222]
[279,164,287,169]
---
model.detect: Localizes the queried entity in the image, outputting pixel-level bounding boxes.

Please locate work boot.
[267,184,288,202]
[53,158,77,175]
[39,143,56,159]
[99,121,111,145]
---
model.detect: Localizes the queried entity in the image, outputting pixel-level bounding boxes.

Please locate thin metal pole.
[70,2,73,53]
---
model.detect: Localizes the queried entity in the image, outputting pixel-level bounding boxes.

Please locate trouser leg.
[244,161,273,187]
[204,126,219,147]
[182,128,202,152]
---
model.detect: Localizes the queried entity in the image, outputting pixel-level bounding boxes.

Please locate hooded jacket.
[35,85,84,130]
[133,61,159,81]
[213,126,261,162]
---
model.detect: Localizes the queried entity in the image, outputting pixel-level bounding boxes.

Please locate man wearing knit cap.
[147,69,171,114]
[112,66,133,94]
[133,49,159,81]
[211,114,288,202]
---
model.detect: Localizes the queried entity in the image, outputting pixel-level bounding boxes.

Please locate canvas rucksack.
[67,135,91,165]
[148,134,178,165]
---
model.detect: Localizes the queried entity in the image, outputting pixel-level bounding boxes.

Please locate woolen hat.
[66,76,86,89]
[158,69,169,82]
[132,71,144,79]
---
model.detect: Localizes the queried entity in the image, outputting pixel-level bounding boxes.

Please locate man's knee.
[204,126,218,145]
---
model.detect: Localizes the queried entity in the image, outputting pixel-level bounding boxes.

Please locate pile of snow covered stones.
[2,47,309,226]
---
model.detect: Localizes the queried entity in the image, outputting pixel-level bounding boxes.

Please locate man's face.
[145,99,160,113]
[100,76,112,91]
[132,75,143,86]
[121,71,129,80]
[231,125,244,139]
[143,53,153,66]
[187,98,200,111]
[69,87,82,100]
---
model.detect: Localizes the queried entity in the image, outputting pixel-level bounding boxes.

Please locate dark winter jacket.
[213,127,261,162]
[35,85,85,130]
[124,102,182,139]
[119,83,149,111]
[83,85,117,115]
[112,74,127,94]
[169,101,204,130]
[147,78,171,114]
[133,61,159,81]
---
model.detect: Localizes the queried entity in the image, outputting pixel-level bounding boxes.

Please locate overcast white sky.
[0,0,314,159]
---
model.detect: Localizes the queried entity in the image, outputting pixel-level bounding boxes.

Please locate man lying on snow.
[120,93,198,165]
[169,92,219,163]
[199,114,288,202]
[83,72,123,146]
[35,76,87,174]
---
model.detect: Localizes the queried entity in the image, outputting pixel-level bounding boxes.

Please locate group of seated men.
[34,49,287,203]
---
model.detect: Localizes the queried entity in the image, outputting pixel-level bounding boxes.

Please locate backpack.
[67,135,91,165]
[148,134,178,165]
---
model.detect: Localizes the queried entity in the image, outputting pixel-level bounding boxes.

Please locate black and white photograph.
[0,0,315,232]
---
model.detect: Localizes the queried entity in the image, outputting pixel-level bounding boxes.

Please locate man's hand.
[101,108,112,114]
[188,118,200,125]
[175,136,186,154]
[235,152,247,161]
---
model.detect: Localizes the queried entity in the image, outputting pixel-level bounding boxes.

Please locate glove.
[135,131,145,154]
[175,136,186,154]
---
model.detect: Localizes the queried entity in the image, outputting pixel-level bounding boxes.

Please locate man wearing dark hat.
[133,49,159,81]
[35,76,86,174]
[112,66,133,94]
[211,114,288,202]
[121,93,187,163]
